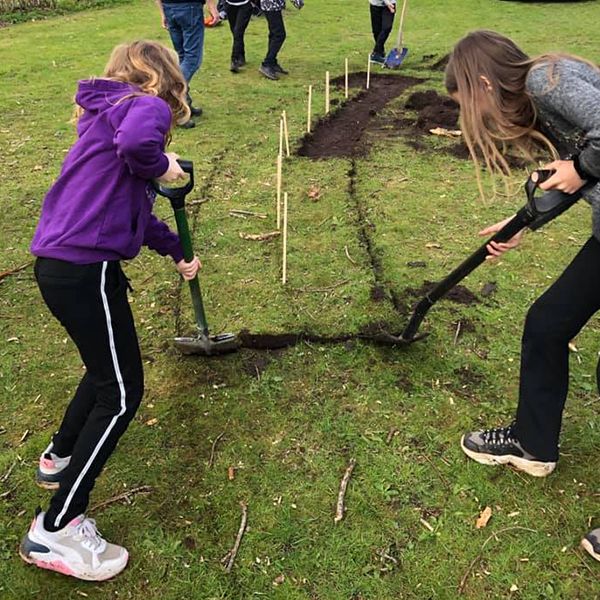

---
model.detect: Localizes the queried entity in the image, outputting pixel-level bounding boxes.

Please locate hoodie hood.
[76,79,140,114]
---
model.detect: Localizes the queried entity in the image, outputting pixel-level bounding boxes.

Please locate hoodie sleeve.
[143,213,184,262]
[528,61,600,178]
[113,96,171,179]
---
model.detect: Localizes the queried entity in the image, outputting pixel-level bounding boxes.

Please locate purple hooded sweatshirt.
[31,79,184,264]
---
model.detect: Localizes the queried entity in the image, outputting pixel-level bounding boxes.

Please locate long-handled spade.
[153,160,241,356]
[386,169,594,346]
[384,0,409,70]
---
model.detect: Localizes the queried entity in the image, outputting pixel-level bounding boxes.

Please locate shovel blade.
[384,46,409,69]
[174,332,240,356]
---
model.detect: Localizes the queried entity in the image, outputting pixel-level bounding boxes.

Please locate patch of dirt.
[241,352,273,378]
[370,285,387,302]
[431,54,450,71]
[297,74,423,159]
[480,281,498,298]
[453,365,484,388]
[406,280,479,306]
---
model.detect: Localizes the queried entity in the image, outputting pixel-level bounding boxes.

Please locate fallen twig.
[453,321,462,346]
[295,279,350,294]
[208,421,230,468]
[386,427,398,445]
[344,245,357,265]
[188,198,210,206]
[0,261,32,283]
[239,231,281,242]
[457,526,537,594]
[1,460,17,484]
[222,502,248,573]
[229,209,267,219]
[89,485,152,513]
[334,458,356,523]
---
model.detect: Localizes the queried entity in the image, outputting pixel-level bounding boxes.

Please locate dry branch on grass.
[0,262,32,283]
[90,485,152,513]
[239,231,281,241]
[334,458,356,523]
[222,502,248,573]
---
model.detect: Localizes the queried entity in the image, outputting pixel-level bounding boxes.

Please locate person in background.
[258,0,303,81]
[369,0,396,65]
[156,0,220,128]
[225,0,253,73]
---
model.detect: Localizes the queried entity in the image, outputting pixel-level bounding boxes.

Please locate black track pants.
[34,258,144,531]
[370,4,395,56]
[227,3,252,62]
[514,237,600,461]
[262,10,286,67]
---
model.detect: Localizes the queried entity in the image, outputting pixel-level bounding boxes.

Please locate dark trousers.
[263,10,286,67]
[35,258,144,531]
[227,2,252,62]
[514,237,600,462]
[370,4,395,56]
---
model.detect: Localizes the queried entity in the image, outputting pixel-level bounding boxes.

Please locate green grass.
[2,0,600,598]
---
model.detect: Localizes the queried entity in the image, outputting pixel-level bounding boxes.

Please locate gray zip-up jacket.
[526,58,600,239]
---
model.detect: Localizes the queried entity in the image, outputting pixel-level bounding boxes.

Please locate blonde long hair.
[75,40,190,128]
[444,30,563,196]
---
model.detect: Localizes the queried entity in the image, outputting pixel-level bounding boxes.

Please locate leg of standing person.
[461,236,600,477]
[377,5,395,57]
[370,4,383,56]
[260,9,286,79]
[21,259,142,580]
[233,3,252,66]
[179,2,205,117]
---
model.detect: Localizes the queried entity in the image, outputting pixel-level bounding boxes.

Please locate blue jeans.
[163,2,205,85]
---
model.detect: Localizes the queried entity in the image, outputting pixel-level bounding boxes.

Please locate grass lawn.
[2,0,600,598]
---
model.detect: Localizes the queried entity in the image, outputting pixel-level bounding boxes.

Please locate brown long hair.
[444,30,559,196]
[76,40,190,128]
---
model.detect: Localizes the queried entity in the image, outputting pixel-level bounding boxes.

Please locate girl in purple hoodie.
[22,40,200,581]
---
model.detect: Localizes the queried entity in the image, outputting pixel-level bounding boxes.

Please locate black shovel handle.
[151,159,194,209]
[400,169,572,341]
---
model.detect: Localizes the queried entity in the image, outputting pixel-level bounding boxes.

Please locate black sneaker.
[370,52,386,65]
[230,61,240,73]
[461,422,556,477]
[582,529,600,562]
[179,118,196,129]
[259,64,279,80]
[273,63,289,75]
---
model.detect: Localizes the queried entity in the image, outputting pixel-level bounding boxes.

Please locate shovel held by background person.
[384,0,408,69]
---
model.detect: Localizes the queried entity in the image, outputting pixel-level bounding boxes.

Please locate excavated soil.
[405,280,479,306]
[297,73,423,159]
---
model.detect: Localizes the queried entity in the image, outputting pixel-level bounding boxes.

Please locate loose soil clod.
[406,280,479,305]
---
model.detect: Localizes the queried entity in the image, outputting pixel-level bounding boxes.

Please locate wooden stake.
[366,54,371,89]
[276,154,282,229]
[325,71,330,114]
[282,191,288,284]
[282,110,290,157]
[222,502,248,573]
[307,84,313,133]
[344,58,349,99]
[279,117,284,158]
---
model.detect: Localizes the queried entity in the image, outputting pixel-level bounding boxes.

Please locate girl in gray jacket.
[444,30,600,563]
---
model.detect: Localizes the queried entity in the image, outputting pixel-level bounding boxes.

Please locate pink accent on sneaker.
[33,558,76,577]
[67,515,85,527]
[40,457,55,470]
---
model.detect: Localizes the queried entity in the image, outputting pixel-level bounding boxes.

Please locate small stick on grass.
[0,261,32,283]
[325,71,330,114]
[229,209,267,219]
[344,58,349,99]
[282,110,290,157]
[90,485,152,513]
[334,458,356,523]
[276,154,282,229]
[366,54,371,89]
[223,502,248,573]
[307,84,313,133]
[208,429,227,468]
[453,320,462,345]
[344,245,357,265]
[386,427,398,445]
[282,191,288,284]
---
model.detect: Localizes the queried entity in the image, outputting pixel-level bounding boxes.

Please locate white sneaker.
[20,511,129,581]
[37,442,71,490]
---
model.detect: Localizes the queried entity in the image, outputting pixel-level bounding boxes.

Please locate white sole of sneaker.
[19,547,128,581]
[581,538,600,562]
[460,435,556,478]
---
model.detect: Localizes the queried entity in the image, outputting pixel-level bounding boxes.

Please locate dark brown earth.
[405,280,479,306]
[296,73,423,159]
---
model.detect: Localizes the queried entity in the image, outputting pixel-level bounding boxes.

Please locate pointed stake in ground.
[279,116,284,159]
[366,53,371,89]
[334,458,356,523]
[276,154,282,229]
[282,110,290,157]
[307,84,313,133]
[325,70,330,114]
[282,191,289,284]
[345,58,349,98]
